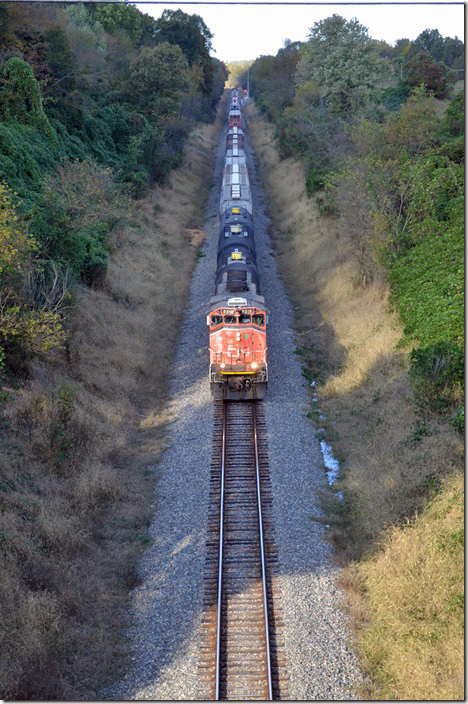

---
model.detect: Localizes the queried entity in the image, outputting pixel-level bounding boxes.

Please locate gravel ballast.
[104,108,362,700]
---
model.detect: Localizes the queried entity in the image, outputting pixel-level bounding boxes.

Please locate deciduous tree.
[295,14,387,116]
[126,43,189,119]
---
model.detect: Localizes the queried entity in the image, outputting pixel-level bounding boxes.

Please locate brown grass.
[0,102,225,699]
[247,103,464,699]
[356,473,464,700]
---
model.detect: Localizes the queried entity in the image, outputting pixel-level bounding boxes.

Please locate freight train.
[207,89,269,400]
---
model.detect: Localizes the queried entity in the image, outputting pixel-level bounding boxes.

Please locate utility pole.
[247,68,250,99]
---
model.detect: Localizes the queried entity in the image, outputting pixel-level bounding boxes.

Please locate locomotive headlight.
[251,361,258,369]
[220,362,226,369]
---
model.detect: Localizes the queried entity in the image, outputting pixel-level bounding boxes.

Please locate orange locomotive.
[208,293,269,400]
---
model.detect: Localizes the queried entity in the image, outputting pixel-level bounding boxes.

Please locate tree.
[151,10,214,106]
[404,51,456,98]
[414,28,464,69]
[444,89,464,137]
[153,9,212,66]
[89,3,143,44]
[414,28,445,61]
[44,27,75,94]
[126,43,189,119]
[441,37,464,69]
[64,3,107,57]
[295,14,387,115]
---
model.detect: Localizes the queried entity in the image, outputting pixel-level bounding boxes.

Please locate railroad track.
[199,401,287,700]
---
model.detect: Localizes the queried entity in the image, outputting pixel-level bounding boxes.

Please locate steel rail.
[215,403,227,701]
[252,403,273,701]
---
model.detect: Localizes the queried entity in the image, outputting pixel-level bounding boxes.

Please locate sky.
[137,1,465,62]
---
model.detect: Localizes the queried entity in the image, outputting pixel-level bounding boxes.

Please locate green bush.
[305,165,326,196]
[409,341,464,410]
[389,211,463,348]
[0,58,56,139]
[0,123,60,208]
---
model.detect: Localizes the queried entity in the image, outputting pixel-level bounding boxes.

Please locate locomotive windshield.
[239,315,251,324]
[224,315,236,324]
[211,315,222,325]
[252,314,265,326]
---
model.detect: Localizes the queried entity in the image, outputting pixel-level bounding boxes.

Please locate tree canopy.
[153,9,213,65]
[295,14,387,115]
[126,43,189,118]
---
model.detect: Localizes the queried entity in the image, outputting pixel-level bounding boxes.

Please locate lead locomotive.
[207,89,269,400]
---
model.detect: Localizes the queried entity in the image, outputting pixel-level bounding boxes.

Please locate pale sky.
[137,1,464,62]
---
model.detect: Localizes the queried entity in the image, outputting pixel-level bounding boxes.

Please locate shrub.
[0,123,59,209]
[389,215,463,349]
[0,57,56,139]
[0,184,66,372]
[409,341,464,410]
[305,165,326,196]
[30,160,130,285]
[452,403,464,434]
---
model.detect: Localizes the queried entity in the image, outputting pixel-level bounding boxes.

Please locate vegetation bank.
[244,16,463,700]
[0,3,226,698]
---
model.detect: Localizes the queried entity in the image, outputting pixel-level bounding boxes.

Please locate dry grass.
[0,102,225,699]
[247,103,464,699]
[356,473,464,700]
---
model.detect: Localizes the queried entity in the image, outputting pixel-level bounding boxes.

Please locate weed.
[301,366,315,382]
[196,249,206,260]
[129,534,154,545]
[452,403,464,433]
[418,473,441,495]
[159,239,170,257]
[0,109,225,699]
[406,419,433,445]
[367,415,384,435]
[358,474,464,700]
